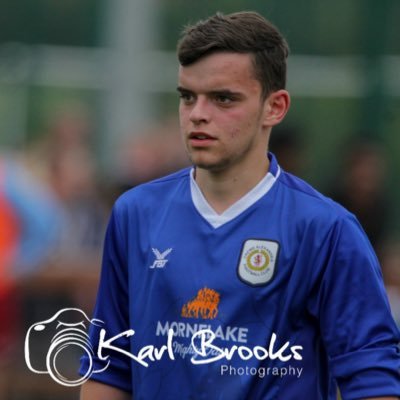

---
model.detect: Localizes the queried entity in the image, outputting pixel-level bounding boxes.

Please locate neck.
[194,156,270,214]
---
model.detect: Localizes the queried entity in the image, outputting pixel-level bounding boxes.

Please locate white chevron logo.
[149,248,173,269]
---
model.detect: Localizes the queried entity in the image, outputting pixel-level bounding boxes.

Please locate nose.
[189,97,210,125]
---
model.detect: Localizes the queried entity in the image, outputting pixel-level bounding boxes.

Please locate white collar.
[190,167,280,229]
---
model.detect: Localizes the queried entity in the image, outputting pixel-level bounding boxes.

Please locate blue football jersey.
[81,153,400,399]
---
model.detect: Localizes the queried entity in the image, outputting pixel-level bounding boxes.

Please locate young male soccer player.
[80,11,400,400]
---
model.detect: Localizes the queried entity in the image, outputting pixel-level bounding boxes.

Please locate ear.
[262,90,290,128]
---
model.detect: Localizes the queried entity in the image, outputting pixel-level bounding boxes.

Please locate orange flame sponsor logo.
[181,288,220,319]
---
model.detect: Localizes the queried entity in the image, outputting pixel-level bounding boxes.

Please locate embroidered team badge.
[237,239,279,286]
[149,248,173,269]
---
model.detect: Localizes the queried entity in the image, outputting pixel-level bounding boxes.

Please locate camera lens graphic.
[46,327,94,387]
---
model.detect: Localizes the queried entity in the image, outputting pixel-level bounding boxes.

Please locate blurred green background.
[1,0,399,231]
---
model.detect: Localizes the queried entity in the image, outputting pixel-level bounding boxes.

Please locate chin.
[187,149,231,172]
[191,158,231,172]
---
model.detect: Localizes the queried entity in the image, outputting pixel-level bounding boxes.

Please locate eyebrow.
[176,86,192,94]
[176,86,243,98]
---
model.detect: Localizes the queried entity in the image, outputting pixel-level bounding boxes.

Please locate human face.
[178,52,270,174]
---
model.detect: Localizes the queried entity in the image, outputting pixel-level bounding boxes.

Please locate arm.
[79,207,132,393]
[80,380,131,400]
[308,215,400,399]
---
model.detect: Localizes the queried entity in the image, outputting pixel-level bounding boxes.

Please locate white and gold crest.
[237,239,279,286]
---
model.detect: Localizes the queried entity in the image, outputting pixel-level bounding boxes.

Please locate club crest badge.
[237,239,279,286]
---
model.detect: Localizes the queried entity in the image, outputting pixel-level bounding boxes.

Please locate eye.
[214,94,234,105]
[179,92,195,105]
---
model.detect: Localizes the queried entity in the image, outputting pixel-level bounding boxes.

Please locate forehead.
[178,52,260,93]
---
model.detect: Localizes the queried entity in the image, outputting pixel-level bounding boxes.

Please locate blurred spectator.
[116,117,189,192]
[0,160,20,365]
[13,109,109,395]
[0,153,62,367]
[27,104,108,268]
[381,239,400,327]
[269,125,305,177]
[26,104,93,182]
[47,147,108,267]
[329,138,388,250]
[0,153,62,277]
[0,109,109,398]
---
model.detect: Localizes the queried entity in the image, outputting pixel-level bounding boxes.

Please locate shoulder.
[279,170,349,215]
[276,169,364,238]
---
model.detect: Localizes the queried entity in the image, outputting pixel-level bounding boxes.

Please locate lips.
[188,132,217,148]
[189,132,216,140]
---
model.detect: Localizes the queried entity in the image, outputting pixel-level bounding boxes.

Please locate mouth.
[189,132,216,140]
[188,132,218,148]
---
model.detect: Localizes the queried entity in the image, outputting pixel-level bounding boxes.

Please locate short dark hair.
[177,11,289,100]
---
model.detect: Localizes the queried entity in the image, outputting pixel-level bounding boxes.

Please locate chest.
[127,204,313,336]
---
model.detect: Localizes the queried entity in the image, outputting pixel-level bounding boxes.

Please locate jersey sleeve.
[79,203,132,392]
[308,214,400,399]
